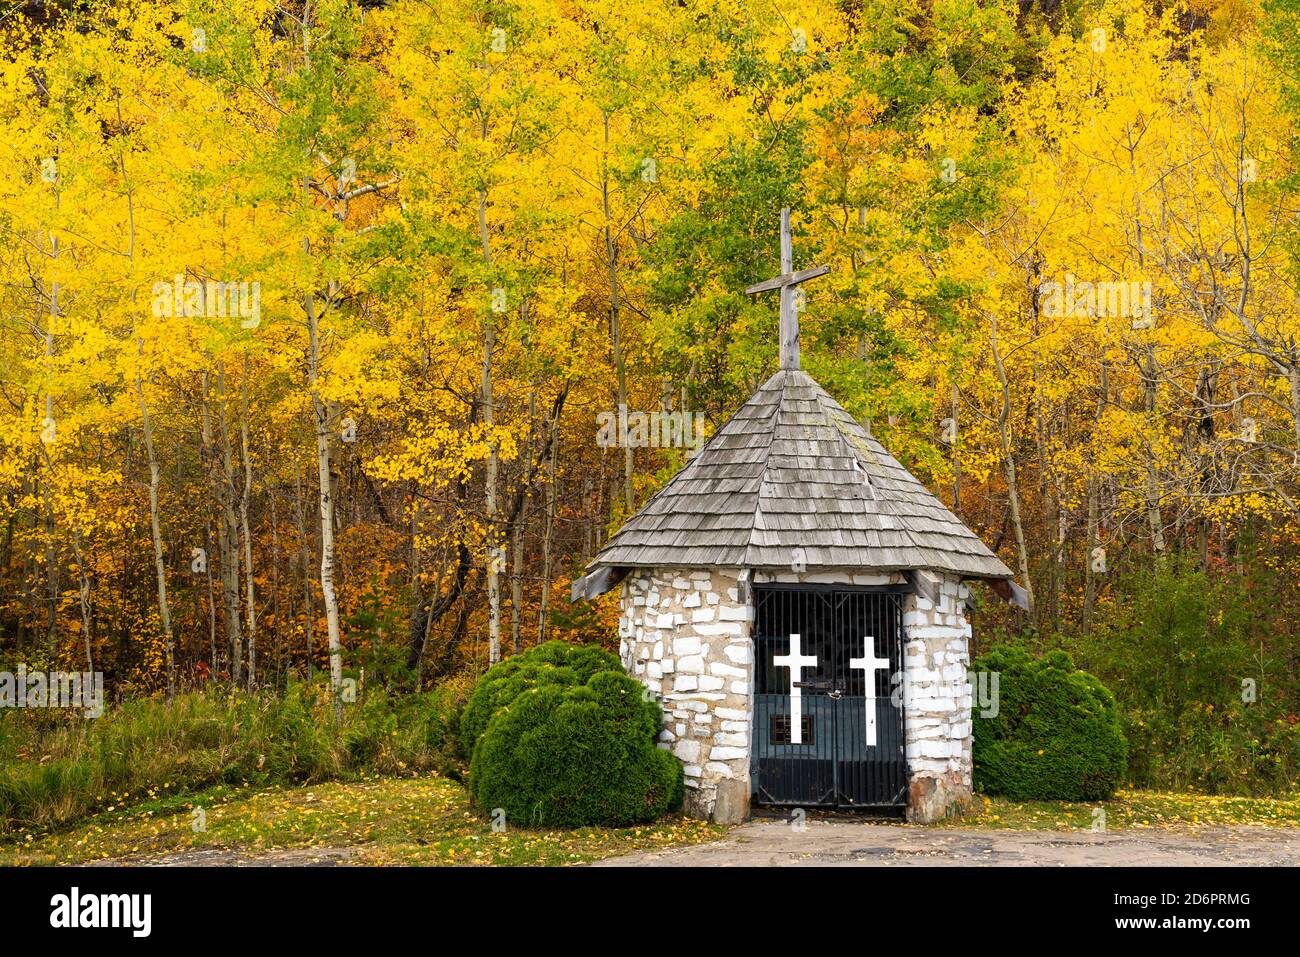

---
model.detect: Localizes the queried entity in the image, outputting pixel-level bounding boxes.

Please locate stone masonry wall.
[618,568,754,824]
[901,571,975,823]
[619,566,975,825]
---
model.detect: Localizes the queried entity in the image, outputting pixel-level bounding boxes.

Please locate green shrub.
[469,670,683,827]
[972,647,1127,801]
[1074,559,1300,794]
[458,640,621,760]
[0,678,468,835]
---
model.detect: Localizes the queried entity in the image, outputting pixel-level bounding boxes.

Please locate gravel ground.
[590,820,1300,867]
[94,820,1300,867]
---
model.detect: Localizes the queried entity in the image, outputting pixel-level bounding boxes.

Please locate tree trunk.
[990,312,1034,618]
[1290,365,1300,456]
[71,528,93,673]
[1142,343,1167,558]
[199,372,219,674]
[477,163,502,664]
[481,310,501,666]
[1127,137,1165,563]
[270,488,283,688]
[294,460,315,684]
[137,338,176,700]
[407,506,425,685]
[512,325,536,657]
[603,110,634,515]
[536,406,560,644]
[1082,363,1108,636]
[950,381,961,516]
[1033,365,1058,629]
[306,257,343,718]
[216,358,243,684]
[43,227,59,660]
[240,351,257,688]
[1027,257,1058,629]
[510,500,526,656]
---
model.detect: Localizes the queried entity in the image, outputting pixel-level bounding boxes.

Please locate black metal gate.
[751,586,908,809]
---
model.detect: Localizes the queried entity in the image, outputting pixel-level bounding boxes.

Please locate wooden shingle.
[586,369,1013,580]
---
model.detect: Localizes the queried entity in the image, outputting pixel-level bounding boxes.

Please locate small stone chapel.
[572,210,1018,825]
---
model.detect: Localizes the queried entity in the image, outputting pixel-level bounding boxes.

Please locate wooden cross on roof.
[745,207,830,371]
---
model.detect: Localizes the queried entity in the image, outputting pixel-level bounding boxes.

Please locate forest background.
[4,0,1300,797]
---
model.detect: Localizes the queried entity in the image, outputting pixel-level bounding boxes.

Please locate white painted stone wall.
[618,568,754,823]
[618,566,975,824]
[900,571,975,822]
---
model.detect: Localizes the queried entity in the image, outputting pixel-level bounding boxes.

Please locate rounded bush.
[972,647,1127,801]
[470,669,682,827]
[458,640,621,760]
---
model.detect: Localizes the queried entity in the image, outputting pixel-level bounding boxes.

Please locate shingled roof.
[585,368,1013,580]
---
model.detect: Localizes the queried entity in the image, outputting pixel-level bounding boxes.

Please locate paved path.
[592,820,1300,867]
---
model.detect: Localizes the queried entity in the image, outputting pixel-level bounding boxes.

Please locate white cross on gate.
[773,632,818,745]
[849,636,891,747]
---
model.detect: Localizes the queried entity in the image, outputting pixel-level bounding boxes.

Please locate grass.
[5,683,1297,865]
[6,780,1300,867]
[954,789,1300,830]
[0,774,725,866]
[0,681,469,836]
